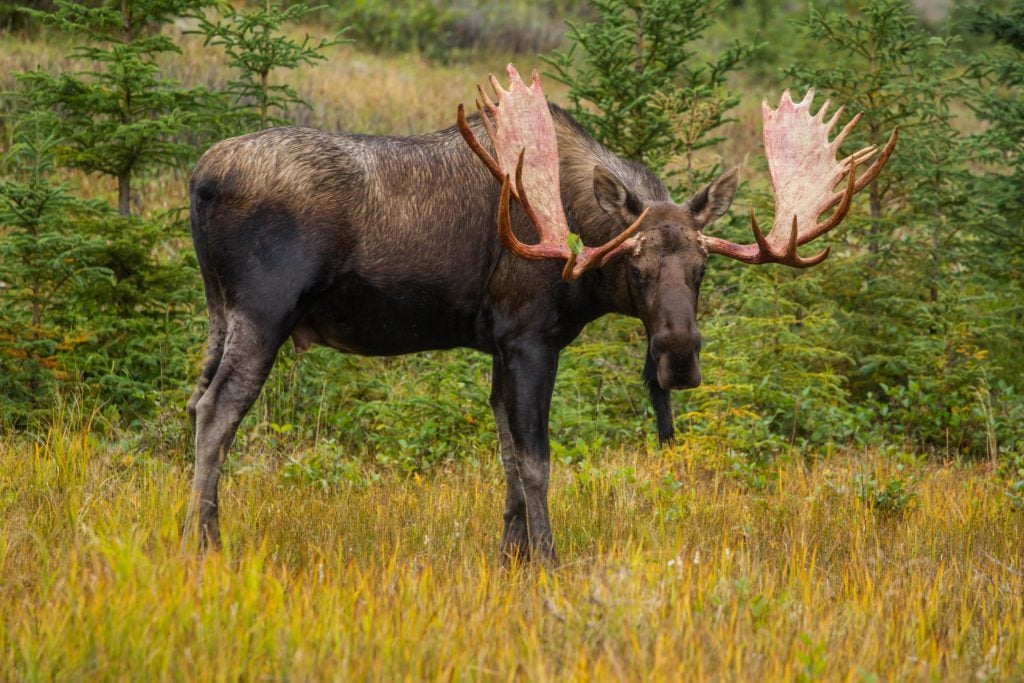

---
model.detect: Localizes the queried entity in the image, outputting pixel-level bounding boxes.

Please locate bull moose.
[185,65,896,561]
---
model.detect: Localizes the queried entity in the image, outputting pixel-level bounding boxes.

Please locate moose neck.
[589,257,636,318]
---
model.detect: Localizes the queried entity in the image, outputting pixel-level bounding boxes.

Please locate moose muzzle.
[650,327,702,390]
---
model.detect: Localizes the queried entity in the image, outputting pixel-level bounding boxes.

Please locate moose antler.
[457,64,648,281]
[703,89,898,267]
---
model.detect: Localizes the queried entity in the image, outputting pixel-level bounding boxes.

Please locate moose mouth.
[655,349,702,390]
[648,325,702,390]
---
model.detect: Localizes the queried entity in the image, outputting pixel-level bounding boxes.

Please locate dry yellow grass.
[1,416,1021,681]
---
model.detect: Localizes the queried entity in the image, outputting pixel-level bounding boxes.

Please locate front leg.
[490,342,559,563]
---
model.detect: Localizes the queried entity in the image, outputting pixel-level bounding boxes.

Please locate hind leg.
[187,309,227,438]
[189,312,284,549]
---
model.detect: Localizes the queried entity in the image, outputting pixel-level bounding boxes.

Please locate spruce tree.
[0,127,112,425]
[195,0,346,132]
[17,0,215,216]
[542,0,753,192]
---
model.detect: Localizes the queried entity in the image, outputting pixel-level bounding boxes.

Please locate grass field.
[1,416,1021,680]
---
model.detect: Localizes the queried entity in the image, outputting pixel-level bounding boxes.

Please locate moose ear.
[593,165,642,224]
[687,167,739,225]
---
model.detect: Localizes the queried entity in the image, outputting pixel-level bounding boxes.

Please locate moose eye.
[697,263,707,283]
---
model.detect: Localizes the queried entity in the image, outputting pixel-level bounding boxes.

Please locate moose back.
[185,65,895,561]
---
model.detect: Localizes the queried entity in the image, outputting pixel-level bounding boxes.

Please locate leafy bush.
[852,473,918,516]
[280,438,377,489]
[691,265,855,449]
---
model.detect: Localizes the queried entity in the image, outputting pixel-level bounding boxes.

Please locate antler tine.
[475,80,501,148]
[497,169,538,260]
[784,215,832,268]
[477,98,499,156]
[478,81,498,116]
[793,243,831,268]
[823,126,899,211]
[824,105,846,136]
[811,156,859,238]
[830,111,863,153]
[814,98,831,123]
[457,103,505,183]
[592,207,650,268]
[487,74,505,101]
[851,126,899,194]
[748,207,773,255]
[843,145,877,168]
[496,172,520,256]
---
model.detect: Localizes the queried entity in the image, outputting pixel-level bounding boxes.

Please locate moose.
[185,65,896,561]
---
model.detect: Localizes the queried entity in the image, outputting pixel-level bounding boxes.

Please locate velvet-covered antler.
[457,64,648,281]
[702,89,898,267]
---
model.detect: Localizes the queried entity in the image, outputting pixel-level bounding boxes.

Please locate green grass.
[1,416,1021,680]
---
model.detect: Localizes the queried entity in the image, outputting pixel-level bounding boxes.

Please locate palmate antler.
[703,89,898,267]
[457,65,649,281]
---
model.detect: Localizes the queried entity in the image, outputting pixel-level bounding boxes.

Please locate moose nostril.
[652,329,701,356]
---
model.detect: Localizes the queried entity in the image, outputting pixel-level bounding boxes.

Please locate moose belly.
[292,278,482,356]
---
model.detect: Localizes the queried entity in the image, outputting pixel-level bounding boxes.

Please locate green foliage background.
[1,0,1021,487]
